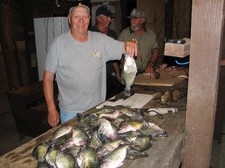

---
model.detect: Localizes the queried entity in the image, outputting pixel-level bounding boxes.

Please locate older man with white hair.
[43,4,137,127]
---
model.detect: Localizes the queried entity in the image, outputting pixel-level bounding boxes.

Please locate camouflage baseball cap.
[127,8,145,18]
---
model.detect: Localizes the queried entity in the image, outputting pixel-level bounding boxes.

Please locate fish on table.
[32,105,168,168]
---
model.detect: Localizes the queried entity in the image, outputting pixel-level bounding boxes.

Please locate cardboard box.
[164,38,190,58]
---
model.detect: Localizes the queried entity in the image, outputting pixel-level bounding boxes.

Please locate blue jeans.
[60,109,77,123]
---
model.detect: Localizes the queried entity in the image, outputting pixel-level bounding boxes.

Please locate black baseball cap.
[96,6,115,18]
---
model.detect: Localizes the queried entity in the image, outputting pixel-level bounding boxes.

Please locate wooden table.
[0,86,186,168]
[135,68,188,87]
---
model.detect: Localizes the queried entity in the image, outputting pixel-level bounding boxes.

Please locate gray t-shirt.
[45,31,124,113]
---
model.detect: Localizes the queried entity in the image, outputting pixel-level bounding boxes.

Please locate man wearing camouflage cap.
[118,8,159,73]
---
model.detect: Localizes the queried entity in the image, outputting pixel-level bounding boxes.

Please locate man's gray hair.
[68,3,90,16]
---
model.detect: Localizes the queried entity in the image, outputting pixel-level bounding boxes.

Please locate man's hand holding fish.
[121,39,138,98]
[124,39,138,57]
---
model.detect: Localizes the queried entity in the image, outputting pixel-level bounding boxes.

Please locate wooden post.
[0,0,22,90]
[183,0,225,167]
[213,7,225,141]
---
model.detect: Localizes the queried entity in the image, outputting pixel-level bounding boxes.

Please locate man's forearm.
[43,70,57,112]
[148,48,159,66]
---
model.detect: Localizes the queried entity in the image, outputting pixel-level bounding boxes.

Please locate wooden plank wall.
[173,0,191,39]
[183,0,225,167]
[137,0,164,64]
[137,0,192,64]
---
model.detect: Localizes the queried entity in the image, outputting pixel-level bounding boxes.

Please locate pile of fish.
[32,105,168,168]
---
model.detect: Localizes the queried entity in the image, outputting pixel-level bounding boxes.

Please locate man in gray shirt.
[43,3,137,127]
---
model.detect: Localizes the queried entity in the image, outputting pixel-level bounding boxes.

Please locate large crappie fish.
[121,53,137,97]
[56,152,77,168]
[32,142,49,167]
[97,118,118,141]
[97,138,127,158]
[76,146,99,168]
[51,125,73,140]
[100,144,129,168]
[60,128,89,150]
